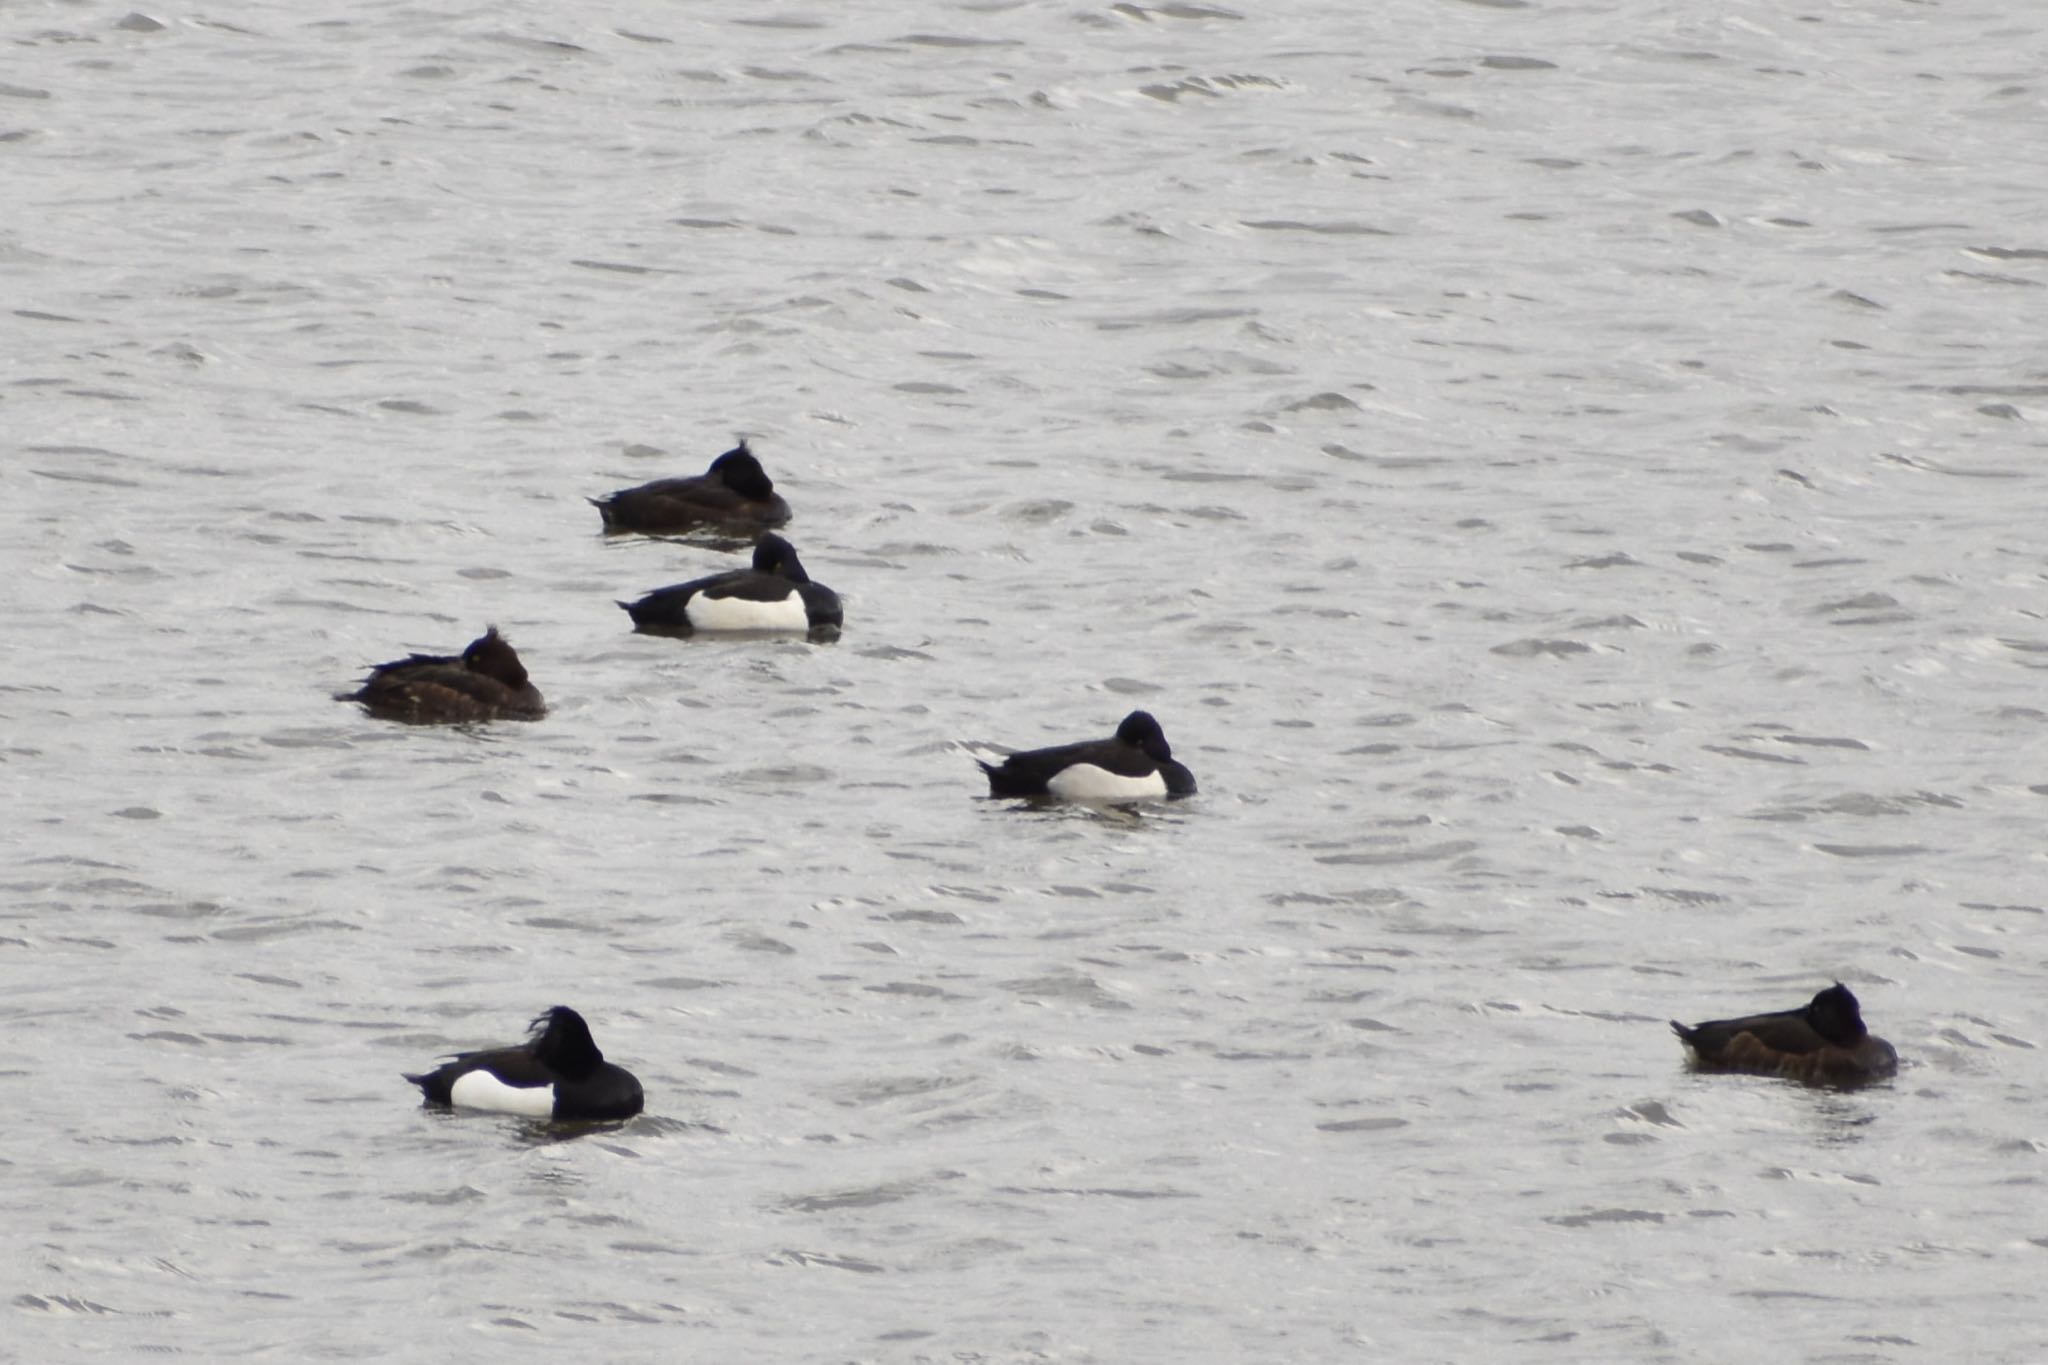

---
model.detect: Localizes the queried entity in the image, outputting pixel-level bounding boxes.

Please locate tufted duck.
[1670,982,1898,1085]
[972,709,1195,802]
[405,1006,644,1121]
[338,627,544,724]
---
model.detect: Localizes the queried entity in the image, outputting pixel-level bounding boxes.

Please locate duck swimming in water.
[970,710,1196,802]
[405,1006,644,1121]
[1670,982,1898,1085]
[619,533,841,637]
[338,626,544,724]
[590,440,791,536]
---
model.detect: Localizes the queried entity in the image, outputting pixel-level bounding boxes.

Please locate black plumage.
[590,441,791,535]
[1670,982,1898,1085]
[405,1006,644,1121]
[620,533,841,636]
[977,710,1196,800]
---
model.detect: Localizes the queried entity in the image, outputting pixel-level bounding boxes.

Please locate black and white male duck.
[589,440,791,535]
[971,709,1196,802]
[619,533,841,637]
[1670,982,1898,1085]
[405,1006,644,1121]
[337,626,544,724]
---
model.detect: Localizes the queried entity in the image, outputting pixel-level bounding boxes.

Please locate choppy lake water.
[6,1,2048,1360]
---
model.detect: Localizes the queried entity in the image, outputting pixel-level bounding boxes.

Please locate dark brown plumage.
[589,441,791,536]
[338,627,544,724]
[1670,982,1898,1085]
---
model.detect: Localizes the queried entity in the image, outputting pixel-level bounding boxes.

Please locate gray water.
[6,1,2047,1360]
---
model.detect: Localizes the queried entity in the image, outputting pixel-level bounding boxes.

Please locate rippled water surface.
[7,1,2048,1360]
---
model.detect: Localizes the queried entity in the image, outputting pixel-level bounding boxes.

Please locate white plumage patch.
[449,1069,557,1117]
[687,590,811,632]
[1046,763,1169,802]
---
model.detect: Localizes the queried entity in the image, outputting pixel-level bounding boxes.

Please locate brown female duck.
[338,626,544,724]
[1670,982,1898,1085]
[590,440,791,535]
